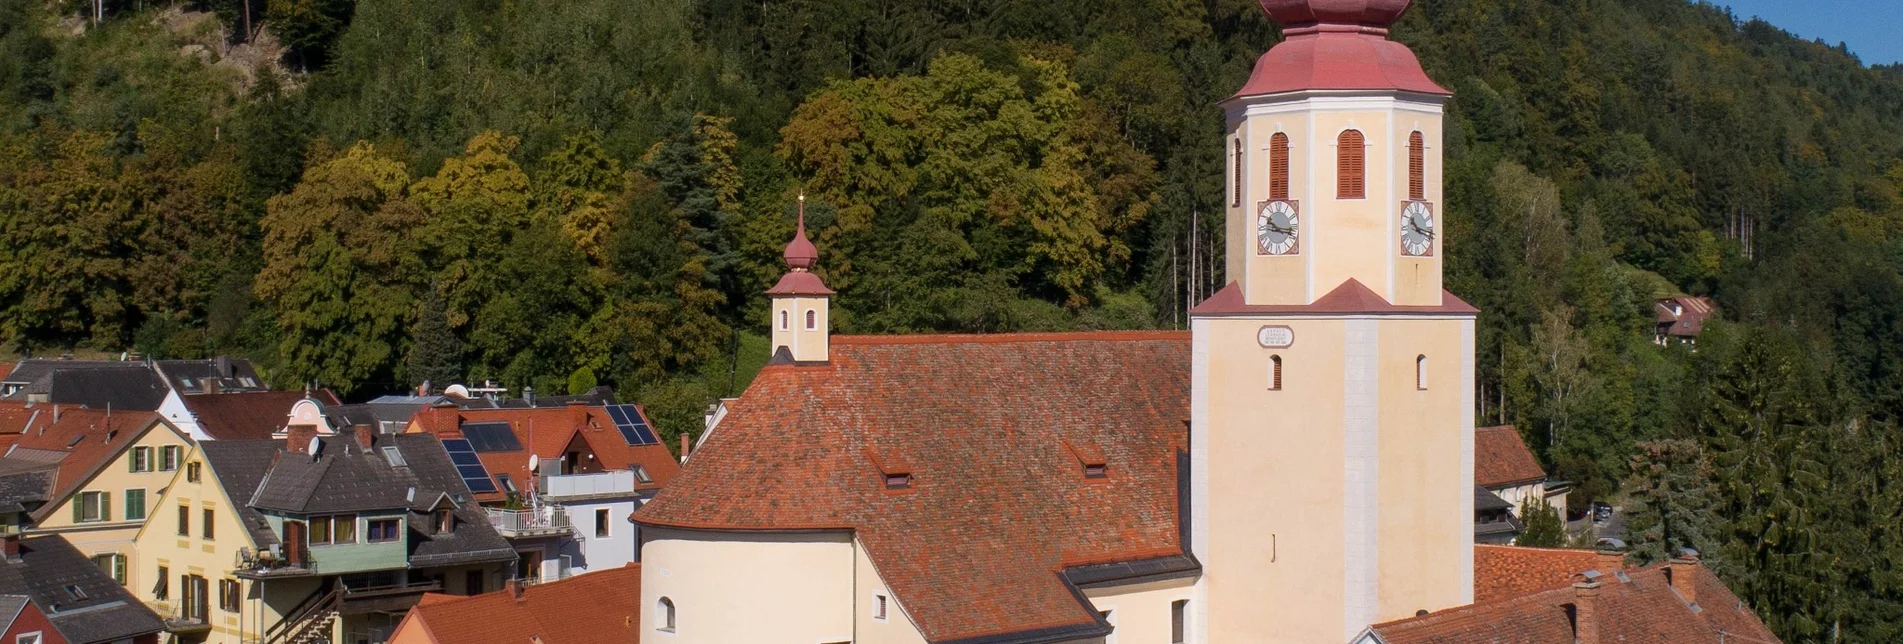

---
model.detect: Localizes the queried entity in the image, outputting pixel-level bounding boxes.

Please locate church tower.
[1188,1,1477,642]
[767,195,834,363]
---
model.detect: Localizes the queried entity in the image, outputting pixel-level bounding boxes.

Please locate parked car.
[1591,502,1614,524]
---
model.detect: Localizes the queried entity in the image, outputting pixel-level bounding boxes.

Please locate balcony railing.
[541,470,638,498]
[486,506,572,538]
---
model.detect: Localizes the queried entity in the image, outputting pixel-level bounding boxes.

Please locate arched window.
[1232,137,1244,207]
[657,597,676,632]
[1337,130,1365,199]
[1408,131,1425,201]
[779,310,788,331]
[1270,133,1290,201]
[805,309,817,330]
[1416,355,1428,390]
[1269,355,1283,391]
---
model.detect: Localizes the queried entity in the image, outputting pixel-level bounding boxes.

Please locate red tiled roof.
[410,405,680,502]
[182,390,341,440]
[1475,426,1546,488]
[0,405,173,521]
[1376,561,1782,644]
[0,363,13,382]
[396,564,641,644]
[1190,279,1478,316]
[1230,29,1451,99]
[1473,545,1601,603]
[1656,296,1716,337]
[636,332,1191,643]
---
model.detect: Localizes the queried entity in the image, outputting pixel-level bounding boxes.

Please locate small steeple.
[765,193,833,364]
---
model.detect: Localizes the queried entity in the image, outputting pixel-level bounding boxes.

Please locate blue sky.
[1713,1,1902,66]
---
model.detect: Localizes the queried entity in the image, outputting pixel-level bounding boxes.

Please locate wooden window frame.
[1270,133,1291,201]
[595,508,611,538]
[1232,138,1244,207]
[1269,355,1283,391]
[1407,131,1425,201]
[367,518,402,543]
[176,503,190,536]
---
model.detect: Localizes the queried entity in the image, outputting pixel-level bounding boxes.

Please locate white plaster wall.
[640,528,854,644]
[1084,577,1195,644]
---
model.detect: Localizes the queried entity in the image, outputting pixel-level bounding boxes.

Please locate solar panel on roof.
[441,439,499,494]
[604,404,658,446]
[460,422,522,452]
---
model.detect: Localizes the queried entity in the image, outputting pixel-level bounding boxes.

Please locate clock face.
[1257,200,1300,255]
[1400,201,1435,257]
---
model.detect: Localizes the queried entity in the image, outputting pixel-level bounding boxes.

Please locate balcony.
[540,470,640,500]
[486,506,572,538]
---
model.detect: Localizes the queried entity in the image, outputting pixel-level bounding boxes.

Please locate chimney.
[204,377,221,395]
[215,355,233,378]
[1669,548,1700,605]
[1595,539,1627,574]
[523,386,535,408]
[2,534,20,562]
[1571,580,1602,644]
[354,423,375,453]
[287,425,318,455]
[680,433,691,463]
[568,400,589,429]
[430,404,460,435]
[508,578,527,601]
[418,380,431,397]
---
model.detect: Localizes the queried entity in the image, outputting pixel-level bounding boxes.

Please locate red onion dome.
[1258,0,1412,29]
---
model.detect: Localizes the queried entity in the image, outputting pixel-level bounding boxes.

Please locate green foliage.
[403,287,460,389]
[1515,496,1566,548]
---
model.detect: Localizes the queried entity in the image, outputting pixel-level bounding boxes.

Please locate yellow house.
[131,439,282,642]
[14,408,193,592]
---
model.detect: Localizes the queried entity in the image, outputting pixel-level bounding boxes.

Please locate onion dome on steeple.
[766,194,835,297]
[1230,0,1449,100]
[783,194,820,270]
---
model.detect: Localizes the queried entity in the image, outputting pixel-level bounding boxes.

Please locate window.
[657,597,676,632]
[464,570,484,596]
[884,473,912,490]
[1416,355,1428,390]
[124,489,145,521]
[177,504,190,537]
[18,632,40,644]
[381,446,406,468]
[91,554,125,585]
[65,435,82,448]
[632,464,652,484]
[1270,133,1290,200]
[1408,131,1425,201]
[181,575,208,621]
[75,491,108,523]
[218,579,241,612]
[1084,463,1108,479]
[873,594,888,621]
[1337,130,1365,199]
[779,310,788,331]
[496,475,517,496]
[186,462,202,483]
[129,447,152,473]
[1231,138,1244,206]
[159,446,181,471]
[153,566,170,600]
[367,518,402,543]
[595,509,611,538]
[310,516,331,545]
[805,309,817,330]
[1172,599,1189,643]
[436,509,455,534]
[202,508,215,539]
[333,514,357,544]
[63,584,86,601]
[1269,355,1283,391]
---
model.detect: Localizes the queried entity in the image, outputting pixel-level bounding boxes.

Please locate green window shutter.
[72,497,82,522]
[114,555,126,585]
[101,494,110,523]
[125,490,145,521]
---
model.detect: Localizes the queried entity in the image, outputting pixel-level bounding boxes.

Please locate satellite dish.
[444,384,471,398]
[307,435,322,460]
[528,454,540,472]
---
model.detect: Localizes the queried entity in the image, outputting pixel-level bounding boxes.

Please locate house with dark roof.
[2,356,271,445]
[386,563,640,644]
[0,592,68,644]
[1655,296,1716,346]
[176,389,343,441]
[129,428,516,644]
[1476,426,1570,523]
[0,535,162,644]
[407,402,679,583]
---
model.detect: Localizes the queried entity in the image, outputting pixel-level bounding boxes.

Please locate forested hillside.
[3,0,1902,638]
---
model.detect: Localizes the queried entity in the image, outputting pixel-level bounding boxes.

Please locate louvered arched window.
[1337,130,1365,199]
[1270,133,1291,201]
[805,309,817,330]
[1408,131,1425,201]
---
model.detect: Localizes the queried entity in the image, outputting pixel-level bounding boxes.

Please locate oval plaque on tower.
[1257,325,1295,348]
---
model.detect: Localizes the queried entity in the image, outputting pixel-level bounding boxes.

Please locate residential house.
[133,428,516,644]
[386,564,639,644]
[176,390,344,441]
[1655,296,1716,346]
[0,407,191,592]
[1473,487,1523,545]
[0,594,67,644]
[1476,426,1569,520]
[0,534,164,644]
[407,402,678,582]
[1,357,268,443]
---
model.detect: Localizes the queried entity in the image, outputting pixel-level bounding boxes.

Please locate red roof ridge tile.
[833,331,1188,346]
